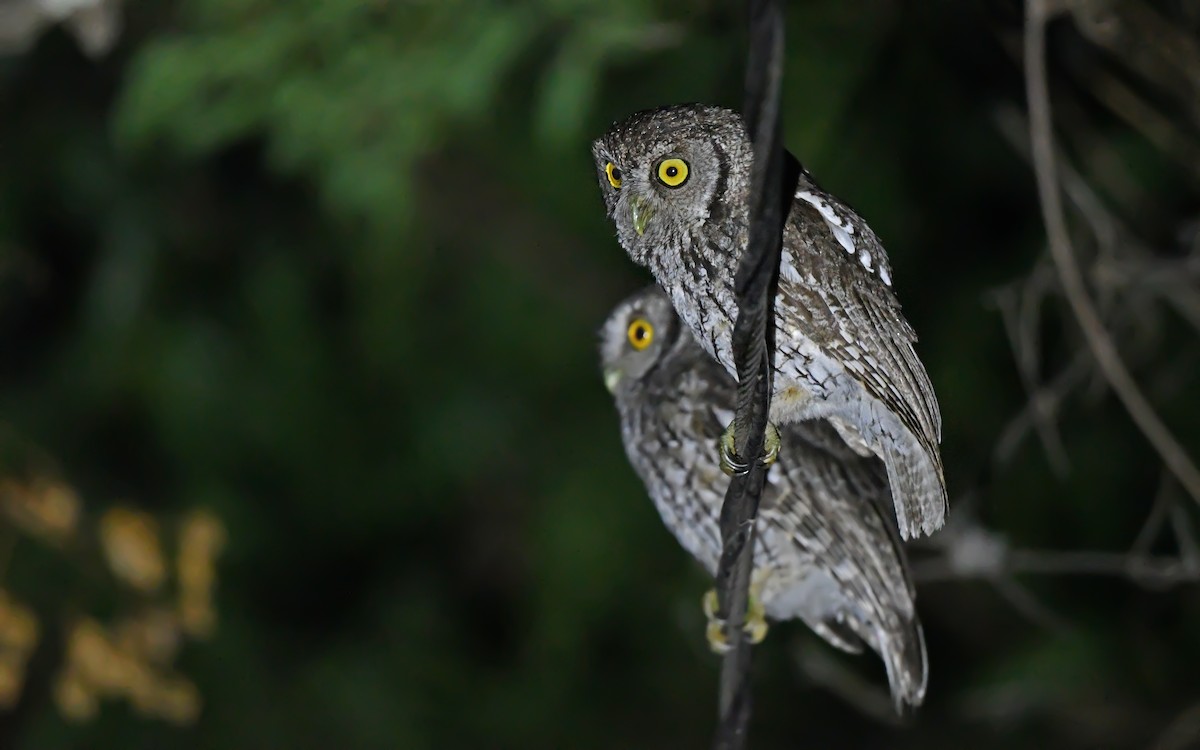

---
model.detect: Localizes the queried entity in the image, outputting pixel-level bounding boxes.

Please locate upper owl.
[592,104,947,540]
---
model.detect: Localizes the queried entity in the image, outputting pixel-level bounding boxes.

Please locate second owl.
[601,286,928,711]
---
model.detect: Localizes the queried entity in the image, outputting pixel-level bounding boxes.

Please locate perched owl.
[592,104,946,540]
[600,286,928,710]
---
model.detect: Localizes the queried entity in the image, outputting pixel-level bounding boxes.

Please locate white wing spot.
[796,190,856,255]
[779,256,803,284]
[880,266,892,286]
[858,249,873,271]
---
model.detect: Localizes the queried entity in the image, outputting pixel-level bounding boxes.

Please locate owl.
[600,286,928,711]
[592,104,946,541]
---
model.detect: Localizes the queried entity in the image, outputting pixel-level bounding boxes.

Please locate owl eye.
[656,158,689,188]
[627,318,654,350]
[605,162,622,189]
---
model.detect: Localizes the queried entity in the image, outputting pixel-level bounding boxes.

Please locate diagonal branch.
[1023,0,1200,506]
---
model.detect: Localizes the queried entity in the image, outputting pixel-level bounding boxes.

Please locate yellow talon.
[702,584,769,654]
[719,422,782,476]
[745,593,768,645]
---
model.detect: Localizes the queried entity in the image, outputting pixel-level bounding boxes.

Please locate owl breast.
[650,225,853,428]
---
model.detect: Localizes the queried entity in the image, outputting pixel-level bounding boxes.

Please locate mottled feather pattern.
[593,103,947,540]
[600,288,928,709]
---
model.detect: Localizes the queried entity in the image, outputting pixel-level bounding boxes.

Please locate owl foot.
[719,421,781,476]
[702,587,769,655]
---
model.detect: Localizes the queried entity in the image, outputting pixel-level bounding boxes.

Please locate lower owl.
[600,286,928,711]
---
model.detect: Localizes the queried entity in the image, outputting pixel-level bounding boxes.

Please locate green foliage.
[114,0,672,239]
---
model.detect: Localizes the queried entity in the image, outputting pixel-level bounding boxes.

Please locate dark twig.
[989,575,1076,633]
[791,643,906,727]
[1024,0,1200,506]
[1131,473,1175,556]
[711,0,790,747]
[1153,698,1200,750]
[913,550,1200,587]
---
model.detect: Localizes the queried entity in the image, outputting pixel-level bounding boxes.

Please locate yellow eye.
[605,162,622,189]
[657,158,689,188]
[627,318,654,350]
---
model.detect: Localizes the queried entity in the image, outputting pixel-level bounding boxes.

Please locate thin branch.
[711,0,791,746]
[912,488,1200,590]
[913,549,1200,587]
[791,643,906,727]
[989,278,1072,475]
[1130,473,1174,555]
[1152,698,1200,750]
[1024,0,1200,506]
[992,346,1090,471]
[989,575,1075,633]
[1170,502,1200,566]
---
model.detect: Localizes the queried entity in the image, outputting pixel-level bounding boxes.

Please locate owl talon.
[702,587,769,654]
[719,422,782,476]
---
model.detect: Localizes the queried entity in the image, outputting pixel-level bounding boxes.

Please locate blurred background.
[1,0,1199,747]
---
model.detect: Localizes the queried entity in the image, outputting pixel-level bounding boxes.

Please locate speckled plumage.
[600,287,928,710]
[592,104,947,540]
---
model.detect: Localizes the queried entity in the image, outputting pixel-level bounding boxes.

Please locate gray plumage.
[592,104,946,540]
[600,286,928,710]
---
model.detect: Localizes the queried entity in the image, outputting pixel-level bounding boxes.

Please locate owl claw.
[702,587,769,654]
[719,422,782,476]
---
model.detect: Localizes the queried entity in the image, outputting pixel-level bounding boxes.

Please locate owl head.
[591,104,751,264]
[599,285,684,395]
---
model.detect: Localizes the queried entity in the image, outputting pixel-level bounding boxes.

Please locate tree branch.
[1023,0,1200,506]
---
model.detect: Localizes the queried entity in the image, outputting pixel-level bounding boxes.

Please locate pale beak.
[629,196,653,236]
[603,368,622,393]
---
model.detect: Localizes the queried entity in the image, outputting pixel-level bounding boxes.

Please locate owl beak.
[603,368,622,393]
[629,196,653,236]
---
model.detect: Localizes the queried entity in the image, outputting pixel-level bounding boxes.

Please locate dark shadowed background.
[1,1,1199,748]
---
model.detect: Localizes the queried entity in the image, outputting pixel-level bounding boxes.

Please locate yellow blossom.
[114,607,180,665]
[0,590,39,652]
[148,675,201,726]
[179,509,226,556]
[53,669,98,722]
[179,592,216,639]
[66,618,144,695]
[0,650,26,707]
[0,478,80,540]
[177,508,226,638]
[99,507,166,592]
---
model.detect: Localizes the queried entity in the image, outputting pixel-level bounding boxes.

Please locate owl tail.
[877,615,928,712]
[877,415,948,541]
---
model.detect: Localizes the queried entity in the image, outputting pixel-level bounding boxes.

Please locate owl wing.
[758,418,927,706]
[770,420,916,603]
[778,175,944,481]
[788,185,940,438]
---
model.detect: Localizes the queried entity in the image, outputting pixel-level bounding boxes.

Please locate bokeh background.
[1,1,1199,748]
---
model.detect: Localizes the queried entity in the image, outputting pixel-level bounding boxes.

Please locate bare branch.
[992,347,1090,472]
[1130,473,1174,555]
[1151,698,1200,750]
[791,644,906,727]
[988,277,1072,475]
[1170,501,1200,566]
[1024,0,1200,505]
[989,575,1075,633]
[914,548,1200,585]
